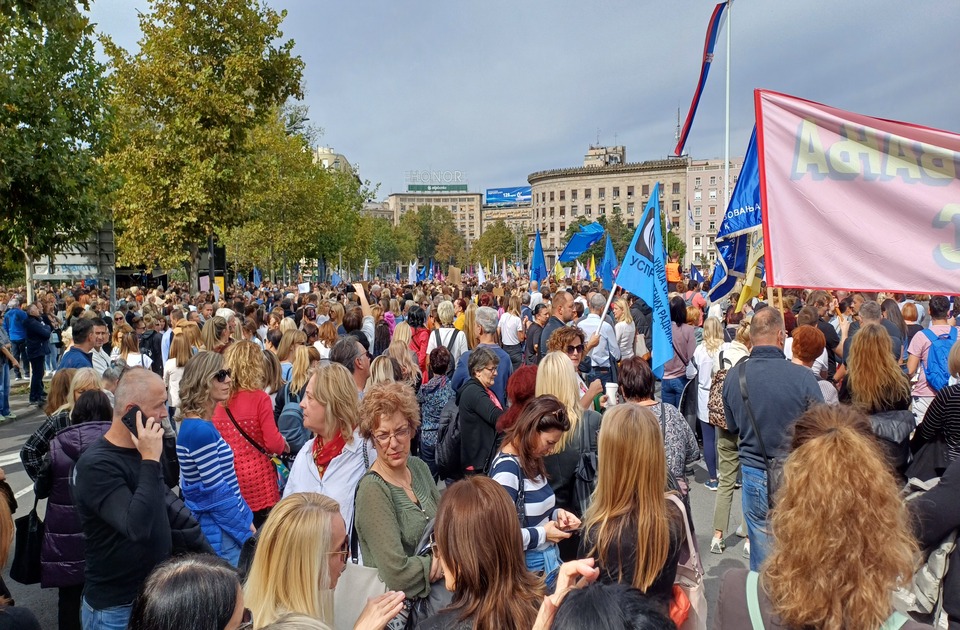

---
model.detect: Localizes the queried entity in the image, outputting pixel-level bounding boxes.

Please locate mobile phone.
[121,405,143,437]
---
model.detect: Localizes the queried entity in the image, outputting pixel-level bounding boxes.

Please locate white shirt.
[164,359,185,408]
[425,328,468,366]
[124,352,152,370]
[283,429,377,532]
[91,348,112,377]
[614,321,636,360]
[578,314,620,368]
[783,337,828,377]
[530,291,543,311]
[498,312,523,346]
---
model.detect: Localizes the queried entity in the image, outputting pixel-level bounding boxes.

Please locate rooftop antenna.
[613,132,618,146]
[675,107,681,142]
[596,128,601,146]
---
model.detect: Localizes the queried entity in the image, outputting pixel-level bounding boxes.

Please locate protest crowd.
[0,271,956,630]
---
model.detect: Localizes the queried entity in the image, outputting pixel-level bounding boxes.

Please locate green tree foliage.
[104,0,304,290]
[396,205,465,266]
[472,219,527,268]
[0,1,111,261]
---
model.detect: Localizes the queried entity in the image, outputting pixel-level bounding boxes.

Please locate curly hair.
[358,381,421,439]
[177,351,224,421]
[846,323,911,413]
[224,340,265,395]
[544,325,585,354]
[763,405,917,630]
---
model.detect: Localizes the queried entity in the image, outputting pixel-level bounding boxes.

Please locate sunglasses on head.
[212,369,231,383]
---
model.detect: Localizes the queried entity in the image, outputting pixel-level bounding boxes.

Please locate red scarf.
[312,432,347,479]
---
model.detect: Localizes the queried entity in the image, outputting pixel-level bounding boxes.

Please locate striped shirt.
[177,418,245,505]
[917,383,960,460]
[490,453,557,551]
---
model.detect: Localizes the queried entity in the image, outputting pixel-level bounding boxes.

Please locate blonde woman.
[328,302,345,333]
[611,298,636,360]
[213,341,289,527]
[690,316,725,490]
[284,363,377,531]
[244,493,403,630]
[262,351,283,405]
[276,330,307,383]
[537,352,602,560]
[201,316,231,354]
[118,331,152,370]
[392,322,412,347]
[581,403,687,616]
[176,320,203,353]
[386,339,421,392]
[463,302,478,350]
[366,356,400,391]
[273,345,314,455]
[279,317,297,334]
[163,333,192,420]
[109,323,133,361]
[176,351,253,565]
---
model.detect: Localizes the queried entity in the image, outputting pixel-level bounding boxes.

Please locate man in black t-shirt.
[73,369,170,630]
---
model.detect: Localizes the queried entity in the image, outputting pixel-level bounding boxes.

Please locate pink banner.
[755,90,960,294]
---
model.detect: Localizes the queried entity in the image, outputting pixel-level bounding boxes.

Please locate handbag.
[223,405,290,492]
[573,412,598,517]
[666,494,707,630]
[10,496,44,585]
[738,367,784,509]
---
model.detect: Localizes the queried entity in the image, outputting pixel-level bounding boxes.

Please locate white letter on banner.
[919,143,957,181]
[794,119,830,179]
[933,203,960,269]
[884,136,924,182]
[829,124,884,180]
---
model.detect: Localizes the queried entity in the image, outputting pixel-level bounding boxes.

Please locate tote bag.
[666,493,707,630]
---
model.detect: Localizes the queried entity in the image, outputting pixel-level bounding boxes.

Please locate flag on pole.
[615,182,674,378]
[237,274,245,288]
[558,222,605,262]
[688,202,695,229]
[477,262,486,284]
[331,272,343,287]
[600,234,616,290]
[493,255,498,274]
[408,260,417,284]
[530,230,548,285]
[553,260,566,282]
[362,259,369,281]
[501,258,508,283]
[252,266,261,288]
[575,260,584,281]
[589,256,597,282]
[690,264,705,283]
[710,126,762,301]
[736,233,765,312]
[674,1,729,156]
[396,264,401,283]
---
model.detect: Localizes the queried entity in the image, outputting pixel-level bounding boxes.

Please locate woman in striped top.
[176,351,253,566]
[490,395,580,592]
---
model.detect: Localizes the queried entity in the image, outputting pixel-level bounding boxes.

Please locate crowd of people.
[0,274,956,629]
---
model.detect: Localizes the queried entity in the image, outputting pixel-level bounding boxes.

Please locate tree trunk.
[188,242,200,294]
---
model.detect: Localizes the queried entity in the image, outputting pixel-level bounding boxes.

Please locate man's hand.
[586,333,600,352]
[130,412,164,462]
[532,558,601,630]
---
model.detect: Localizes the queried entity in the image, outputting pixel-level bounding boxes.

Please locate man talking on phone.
[72,368,175,630]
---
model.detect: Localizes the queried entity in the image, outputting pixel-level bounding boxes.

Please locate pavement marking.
[14,485,32,500]
[0,453,23,467]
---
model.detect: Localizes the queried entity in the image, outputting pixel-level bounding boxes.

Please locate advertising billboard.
[407,184,469,193]
[485,186,532,206]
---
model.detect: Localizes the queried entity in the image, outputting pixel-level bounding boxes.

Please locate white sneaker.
[743,540,751,558]
[736,524,747,538]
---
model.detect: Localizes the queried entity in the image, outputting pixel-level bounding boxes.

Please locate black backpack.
[432,329,461,378]
[435,398,461,480]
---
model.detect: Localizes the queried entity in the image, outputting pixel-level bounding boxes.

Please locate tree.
[104,0,304,291]
[561,208,632,269]
[0,2,111,263]
[397,205,463,264]
[472,219,517,268]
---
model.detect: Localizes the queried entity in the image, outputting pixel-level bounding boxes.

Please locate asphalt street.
[0,388,747,629]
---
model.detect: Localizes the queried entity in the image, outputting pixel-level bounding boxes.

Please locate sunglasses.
[566,344,585,354]
[212,369,231,383]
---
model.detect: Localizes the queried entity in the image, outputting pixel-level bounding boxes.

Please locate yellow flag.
[589,255,597,282]
[554,260,566,282]
[736,232,765,313]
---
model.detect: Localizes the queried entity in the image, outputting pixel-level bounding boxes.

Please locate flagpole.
[724,0,732,211]
[598,283,618,325]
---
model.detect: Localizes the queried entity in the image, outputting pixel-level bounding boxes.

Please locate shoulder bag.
[737,367,784,509]
[223,405,289,492]
[573,412,598,517]
[10,496,43,585]
[666,493,707,630]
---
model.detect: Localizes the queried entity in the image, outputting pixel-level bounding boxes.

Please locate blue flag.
[600,234,616,290]
[395,264,401,282]
[417,262,427,282]
[710,126,762,301]
[252,266,261,288]
[615,182,674,379]
[531,231,548,284]
[559,222,605,262]
[237,274,246,288]
[690,264,704,283]
[331,272,343,287]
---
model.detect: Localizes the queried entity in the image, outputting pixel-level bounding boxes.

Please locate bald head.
[750,307,785,347]
[113,367,167,422]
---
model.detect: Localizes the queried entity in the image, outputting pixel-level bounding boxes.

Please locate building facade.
[685,158,744,267]
[386,192,483,244]
[361,201,393,222]
[528,146,691,266]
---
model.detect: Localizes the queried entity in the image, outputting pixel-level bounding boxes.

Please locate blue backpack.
[921,328,957,392]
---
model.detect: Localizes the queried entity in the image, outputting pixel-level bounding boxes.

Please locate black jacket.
[911,457,960,626]
[539,316,567,360]
[23,314,52,359]
[545,409,601,515]
[630,298,653,354]
[454,378,502,474]
[139,330,163,376]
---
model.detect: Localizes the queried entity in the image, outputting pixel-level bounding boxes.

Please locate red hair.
[496,365,538,432]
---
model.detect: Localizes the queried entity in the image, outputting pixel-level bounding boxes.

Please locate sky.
[87,0,960,200]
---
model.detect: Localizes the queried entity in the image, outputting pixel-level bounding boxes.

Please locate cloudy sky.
[88,0,959,199]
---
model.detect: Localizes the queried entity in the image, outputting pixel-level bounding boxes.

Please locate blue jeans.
[700,420,717,480]
[525,544,562,593]
[45,341,58,371]
[661,377,688,409]
[419,438,438,479]
[81,599,132,630]
[741,465,771,571]
[0,362,10,416]
[10,340,26,376]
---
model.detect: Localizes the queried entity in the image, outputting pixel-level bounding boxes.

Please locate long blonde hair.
[224,340,265,396]
[386,340,420,387]
[176,351,223,421]
[288,345,312,394]
[392,322,412,346]
[847,322,911,413]
[613,298,633,325]
[582,403,671,592]
[277,329,306,363]
[534,352,583,451]
[59,367,103,415]
[464,302,479,350]
[244,493,341,629]
[702,316,724,354]
[309,363,360,443]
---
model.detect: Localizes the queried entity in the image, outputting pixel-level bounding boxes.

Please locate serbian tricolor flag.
[674,1,728,157]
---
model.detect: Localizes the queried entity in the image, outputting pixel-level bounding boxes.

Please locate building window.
[550,207,555,217]
[694,191,702,201]
[560,223,565,232]
[560,206,566,217]
[709,189,718,200]
[671,201,680,212]
[695,221,701,232]
[641,184,649,196]
[627,220,635,229]
[627,186,634,198]
[585,189,592,200]
[694,206,701,217]
[695,236,702,246]
[710,176,717,186]
[571,205,578,215]
[695,177,701,188]
[709,206,716,215]
[672,182,680,195]
[585,204,592,216]
[612,187,619,199]
[709,221,716,231]
[572,189,578,201]
[598,187,605,200]
[709,251,716,261]
[559,190,565,201]
[599,204,606,214]
[549,191,555,202]
[627,203,635,214]
[550,223,555,232]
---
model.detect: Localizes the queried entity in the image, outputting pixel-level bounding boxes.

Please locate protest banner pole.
[598,282,619,324]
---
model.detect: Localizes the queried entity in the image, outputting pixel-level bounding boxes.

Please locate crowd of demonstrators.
[3,275,960,629]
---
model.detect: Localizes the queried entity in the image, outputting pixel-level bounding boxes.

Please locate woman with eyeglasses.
[545,326,603,411]
[245,492,404,630]
[213,341,289,529]
[354,381,442,605]
[176,351,253,565]
[453,347,505,477]
[109,323,133,362]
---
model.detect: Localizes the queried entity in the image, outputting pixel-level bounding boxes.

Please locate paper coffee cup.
[605,382,619,406]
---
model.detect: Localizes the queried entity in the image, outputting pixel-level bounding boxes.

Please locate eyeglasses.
[212,369,231,383]
[326,536,349,562]
[566,344,585,355]
[373,425,412,447]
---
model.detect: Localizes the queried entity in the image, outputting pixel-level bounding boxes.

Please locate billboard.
[485,186,532,206]
[407,184,468,193]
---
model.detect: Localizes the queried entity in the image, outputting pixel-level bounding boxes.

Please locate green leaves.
[472,219,526,268]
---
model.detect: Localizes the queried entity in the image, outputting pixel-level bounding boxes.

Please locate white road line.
[0,453,22,467]
[14,486,32,500]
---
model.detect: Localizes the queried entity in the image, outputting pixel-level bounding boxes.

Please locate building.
[528,146,691,265]
[387,191,483,244]
[361,201,393,222]
[480,203,532,235]
[312,146,353,173]
[685,158,744,267]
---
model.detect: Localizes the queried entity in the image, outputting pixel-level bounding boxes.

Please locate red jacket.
[410,327,430,382]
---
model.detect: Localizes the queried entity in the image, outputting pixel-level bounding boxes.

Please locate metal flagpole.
[724,0,732,211]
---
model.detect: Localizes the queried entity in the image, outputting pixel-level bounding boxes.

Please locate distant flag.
[331,272,343,287]
[575,260,585,281]
[494,254,498,273]
[428,258,434,279]
[417,261,427,282]
[501,258,508,283]
[477,262,486,284]
[664,205,673,232]
[362,259,369,281]
[237,274,245,288]
[688,202,695,228]
[600,234,616,290]
[674,1,729,156]
[690,264,705,283]
[589,255,597,282]
[553,260,566,282]
[559,222,605,262]
[252,266,262,287]
[530,231,548,285]
[615,182,674,378]
[396,264,401,282]
[736,233,765,313]
[408,260,417,284]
